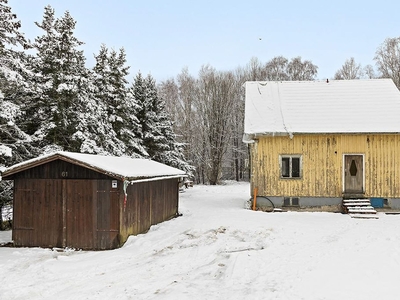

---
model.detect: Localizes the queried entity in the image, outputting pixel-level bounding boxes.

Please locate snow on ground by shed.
[0,230,11,245]
[1,182,400,299]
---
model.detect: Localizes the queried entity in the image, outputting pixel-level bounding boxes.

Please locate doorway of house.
[344,154,364,195]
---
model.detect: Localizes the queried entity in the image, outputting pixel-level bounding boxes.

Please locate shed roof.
[244,79,400,141]
[1,152,186,181]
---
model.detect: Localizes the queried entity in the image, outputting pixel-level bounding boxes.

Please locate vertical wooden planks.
[119,179,179,244]
[251,134,400,198]
[96,180,120,250]
[10,157,181,249]
[12,179,35,247]
[65,180,94,249]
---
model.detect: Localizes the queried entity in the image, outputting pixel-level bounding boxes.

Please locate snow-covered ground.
[1,181,400,299]
[1,204,12,221]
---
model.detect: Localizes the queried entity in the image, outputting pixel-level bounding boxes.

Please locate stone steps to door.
[349,214,379,219]
[342,198,378,218]
[343,199,370,203]
[343,202,371,207]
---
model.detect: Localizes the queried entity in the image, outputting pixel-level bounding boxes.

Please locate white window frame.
[279,155,302,179]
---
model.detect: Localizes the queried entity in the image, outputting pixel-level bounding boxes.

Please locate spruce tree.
[30,6,92,153]
[132,72,155,157]
[93,45,145,157]
[0,0,35,229]
[0,0,35,166]
[133,72,192,173]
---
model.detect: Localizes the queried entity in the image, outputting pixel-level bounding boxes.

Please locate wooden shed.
[243,79,400,211]
[1,152,186,250]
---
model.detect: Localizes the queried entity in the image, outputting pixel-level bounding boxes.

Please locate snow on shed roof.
[1,152,186,180]
[244,79,400,140]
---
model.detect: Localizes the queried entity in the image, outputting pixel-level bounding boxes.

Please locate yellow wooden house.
[243,79,400,211]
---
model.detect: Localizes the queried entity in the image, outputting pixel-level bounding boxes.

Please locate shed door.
[65,180,94,249]
[96,180,120,250]
[13,179,63,248]
[344,155,364,194]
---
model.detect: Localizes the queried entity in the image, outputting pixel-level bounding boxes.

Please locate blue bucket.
[370,198,384,208]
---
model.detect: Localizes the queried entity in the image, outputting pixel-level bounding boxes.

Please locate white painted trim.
[342,154,365,193]
[279,154,303,179]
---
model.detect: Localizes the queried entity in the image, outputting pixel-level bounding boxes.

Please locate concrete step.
[350,214,379,219]
[342,199,377,216]
[343,202,371,207]
[343,199,370,203]
[348,208,377,214]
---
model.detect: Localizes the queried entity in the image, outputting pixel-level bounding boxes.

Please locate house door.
[344,155,364,194]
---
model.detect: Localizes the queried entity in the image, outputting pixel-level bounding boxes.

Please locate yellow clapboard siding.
[250,134,400,198]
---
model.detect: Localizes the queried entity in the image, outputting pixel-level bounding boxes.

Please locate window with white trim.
[280,155,302,178]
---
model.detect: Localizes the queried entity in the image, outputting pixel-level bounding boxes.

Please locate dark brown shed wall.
[9,158,180,250]
[96,180,120,249]
[12,178,120,250]
[120,178,179,244]
[13,179,63,248]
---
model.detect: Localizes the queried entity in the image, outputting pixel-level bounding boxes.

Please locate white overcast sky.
[9,0,400,83]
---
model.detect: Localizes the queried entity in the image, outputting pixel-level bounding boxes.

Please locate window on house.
[280,155,302,178]
[283,197,300,206]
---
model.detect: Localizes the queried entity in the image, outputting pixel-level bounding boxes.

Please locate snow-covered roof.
[244,79,400,141]
[1,152,186,181]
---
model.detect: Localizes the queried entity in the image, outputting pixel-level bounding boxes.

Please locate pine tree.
[107,48,129,135]
[123,85,147,157]
[93,45,145,157]
[132,73,160,157]
[133,72,192,173]
[155,93,194,174]
[0,0,34,229]
[71,69,121,155]
[0,0,35,165]
[0,0,28,50]
[30,6,91,153]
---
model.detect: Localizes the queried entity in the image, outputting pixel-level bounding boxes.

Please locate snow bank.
[1,182,400,299]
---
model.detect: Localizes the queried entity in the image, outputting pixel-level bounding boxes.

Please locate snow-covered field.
[1,182,400,299]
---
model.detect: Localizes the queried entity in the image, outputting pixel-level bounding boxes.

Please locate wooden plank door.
[344,155,364,194]
[12,179,36,247]
[13,179,63,248]
[65,180,94,249]
[96,180,120,250]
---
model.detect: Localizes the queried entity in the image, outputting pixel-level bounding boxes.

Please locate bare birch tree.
[228,67,248,181]
[374,37,400,89]
[334,57,364,80]
[363,64,377,79]
[195,66,236,185]
[287,56,318,80]
[246,57,267,81]
[263,56,318,81]
[158,78,179,125]
[265,56,289,81]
